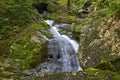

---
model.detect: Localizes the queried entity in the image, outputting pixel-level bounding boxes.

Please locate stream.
[35,20,82,73]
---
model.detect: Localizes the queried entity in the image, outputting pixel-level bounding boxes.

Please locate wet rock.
[36,37,82,72]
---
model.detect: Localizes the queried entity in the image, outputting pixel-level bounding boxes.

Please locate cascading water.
[36,20,82,72]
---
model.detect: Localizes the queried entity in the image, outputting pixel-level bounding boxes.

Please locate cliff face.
[77,16,120,71]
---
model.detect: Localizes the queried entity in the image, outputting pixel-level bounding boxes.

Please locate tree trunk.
[67,0,71,9]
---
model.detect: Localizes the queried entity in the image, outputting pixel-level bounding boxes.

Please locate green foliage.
[45,13,77,23]
[31,20,52,38]
[0,26,12,40]
[73,0,87,8]
[34,0,58,4]
[0,0,38,40]
[0,26,20,55]
[85,68,120,80]
[73,0,120,41]
[0,0,36,27]
[72,24,82,41]
[10,21,49,70]
[85,68,98,75]
[0,40,10,55]
[11,38,41,70]
[56,0,67,4]
[0,26,20,40]
[108,0,120,17]
[91,0,120,18]
[96,57,120,73]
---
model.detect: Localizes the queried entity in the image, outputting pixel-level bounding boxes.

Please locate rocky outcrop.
[19,68,120,80]
[77,16,120,71]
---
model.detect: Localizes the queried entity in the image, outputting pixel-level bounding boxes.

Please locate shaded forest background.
[0,0,120,80]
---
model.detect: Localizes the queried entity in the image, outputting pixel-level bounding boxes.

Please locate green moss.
[0,73,9,78]
[57,0,67,5]
[45,13,77,23]
[85,68,120,80]
[0,0,37,27]
[96,57,120,73]
[44,13,59,20]
[63,15,77,23]
[72,21,85,41]
[0,40,10,55]
[31,21,49,30]
[10,21,50,70]
[31,20,52,38]
[85,68,98,75]
[47,1,68,13]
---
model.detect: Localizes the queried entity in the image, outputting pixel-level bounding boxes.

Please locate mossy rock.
[47,2,67,13]
[16,68,120,80]
[10,20,51,70]
[56,0,67,5]
[17,71,90,80]
[96,57,120,73]
[44,13,77,23]
[84,68,120,80]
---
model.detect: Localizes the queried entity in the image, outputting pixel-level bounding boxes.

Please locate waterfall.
[36,20,82,72]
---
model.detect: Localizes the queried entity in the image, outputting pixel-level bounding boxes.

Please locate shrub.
[0,0,37,26]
